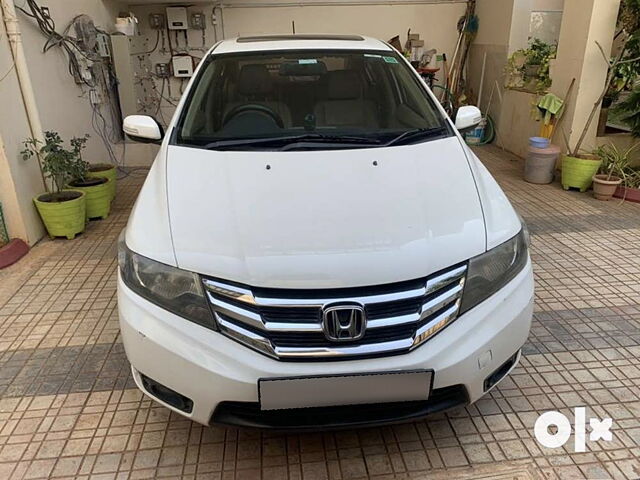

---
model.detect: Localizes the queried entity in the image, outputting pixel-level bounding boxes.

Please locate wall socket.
[149,13,165,30]
[191,12,206,30]
[155,63,170,78]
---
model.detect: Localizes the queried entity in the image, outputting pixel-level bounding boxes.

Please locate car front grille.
[202,263,467,361]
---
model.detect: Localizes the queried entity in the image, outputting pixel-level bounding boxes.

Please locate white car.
[118,34,534,429]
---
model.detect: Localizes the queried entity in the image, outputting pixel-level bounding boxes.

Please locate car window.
[175,49,449,149]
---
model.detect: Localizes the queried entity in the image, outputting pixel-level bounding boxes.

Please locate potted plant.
[562,154,602,192]
[505,39,556,93]
[66,135,112,220]
[86,163,117,202]
[592,143,638,200]
[22,132,86,240]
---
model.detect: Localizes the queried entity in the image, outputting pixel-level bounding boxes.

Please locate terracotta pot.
[613,185,640,203]
[592,174,622,201]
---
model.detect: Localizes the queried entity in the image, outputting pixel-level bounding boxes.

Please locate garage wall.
[0,0,124,245]
[0,13,44,244]
[18,0,124,163]
[129,1,468,120]
[468,0,565,157]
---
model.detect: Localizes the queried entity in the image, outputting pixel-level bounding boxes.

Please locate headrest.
[238,64,273,95]
[327,70,361,100]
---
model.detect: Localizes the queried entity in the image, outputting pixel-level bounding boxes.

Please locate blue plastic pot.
[529,136,550,149]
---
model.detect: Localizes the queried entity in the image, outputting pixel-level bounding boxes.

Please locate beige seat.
[313,70,378,128]
[223,64,292,127]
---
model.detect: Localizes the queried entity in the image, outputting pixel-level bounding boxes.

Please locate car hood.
[166,137,486,288]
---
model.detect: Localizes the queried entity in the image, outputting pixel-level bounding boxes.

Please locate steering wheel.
[222,104,284,129]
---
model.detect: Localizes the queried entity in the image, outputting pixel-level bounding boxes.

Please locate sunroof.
[237,34,365,43]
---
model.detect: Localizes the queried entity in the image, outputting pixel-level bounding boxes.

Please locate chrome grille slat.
[252,286,427,308]
[426,265,467,294]
[274,338,414,359]
[413,301,461,347]
[366,312,419,329]
[204,264,467,360]
[419,281,464,319]
[209,294,323,333]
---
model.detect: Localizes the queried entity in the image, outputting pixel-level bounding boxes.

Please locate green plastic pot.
[68,177,111,220]
[34,191,86,240]
[561,155,601,192]
[86,164,116,201]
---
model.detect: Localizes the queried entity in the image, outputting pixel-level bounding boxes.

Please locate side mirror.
[123,115,164,144]
[455,106,482,132]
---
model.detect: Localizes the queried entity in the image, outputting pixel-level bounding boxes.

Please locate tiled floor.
[1,146,639,479]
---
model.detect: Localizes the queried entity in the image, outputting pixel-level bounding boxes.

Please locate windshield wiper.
[203,134,381,150]
[383,126,449,147]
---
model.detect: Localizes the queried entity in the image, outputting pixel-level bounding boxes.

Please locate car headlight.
[118,232,215,329]
[460,225,529,314]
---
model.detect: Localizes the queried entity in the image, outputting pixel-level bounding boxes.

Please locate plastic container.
[465,118,486,145]
[524,144,561,184]
[562,155,601,192]
[529,136,550,149]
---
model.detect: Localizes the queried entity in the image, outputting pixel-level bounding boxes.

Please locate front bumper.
[118,260,534,427]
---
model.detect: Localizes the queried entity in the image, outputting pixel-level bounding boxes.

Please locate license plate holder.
[259,370,433,411]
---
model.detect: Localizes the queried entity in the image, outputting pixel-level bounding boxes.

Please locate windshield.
[174,49,451,150]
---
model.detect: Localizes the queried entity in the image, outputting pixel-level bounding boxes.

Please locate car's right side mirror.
[123,115,164,144]
[454,106,482,133]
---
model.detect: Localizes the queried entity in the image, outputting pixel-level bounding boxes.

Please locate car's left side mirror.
[455,106,482,133]
[123,115,164,144]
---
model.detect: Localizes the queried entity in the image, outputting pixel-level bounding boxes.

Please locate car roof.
[211,34,393,55]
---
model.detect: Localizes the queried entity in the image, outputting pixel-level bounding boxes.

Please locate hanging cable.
[16,0,94,85]
[130,30,161,56]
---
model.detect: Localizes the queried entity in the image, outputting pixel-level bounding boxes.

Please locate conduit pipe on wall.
[0,0,46,190]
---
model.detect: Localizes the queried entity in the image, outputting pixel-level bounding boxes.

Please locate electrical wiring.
[157,81,179,107]
[130,30,161,56]
[15,0,145,178]
[16,0,93,85]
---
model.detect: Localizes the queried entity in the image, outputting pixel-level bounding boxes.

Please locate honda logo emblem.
[322,305,367,342]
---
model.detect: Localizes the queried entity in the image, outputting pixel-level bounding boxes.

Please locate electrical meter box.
[172,56,193,77]
[149,13,165,30]
[166,7,188,30]
[191,12,206,30]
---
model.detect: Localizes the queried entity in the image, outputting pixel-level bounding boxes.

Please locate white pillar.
[551,0,621,153]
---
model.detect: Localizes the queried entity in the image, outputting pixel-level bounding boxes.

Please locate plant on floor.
[65,134,112,220]
[505,39,556,93]
[22,131,87,239]
[592,143,639,200]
